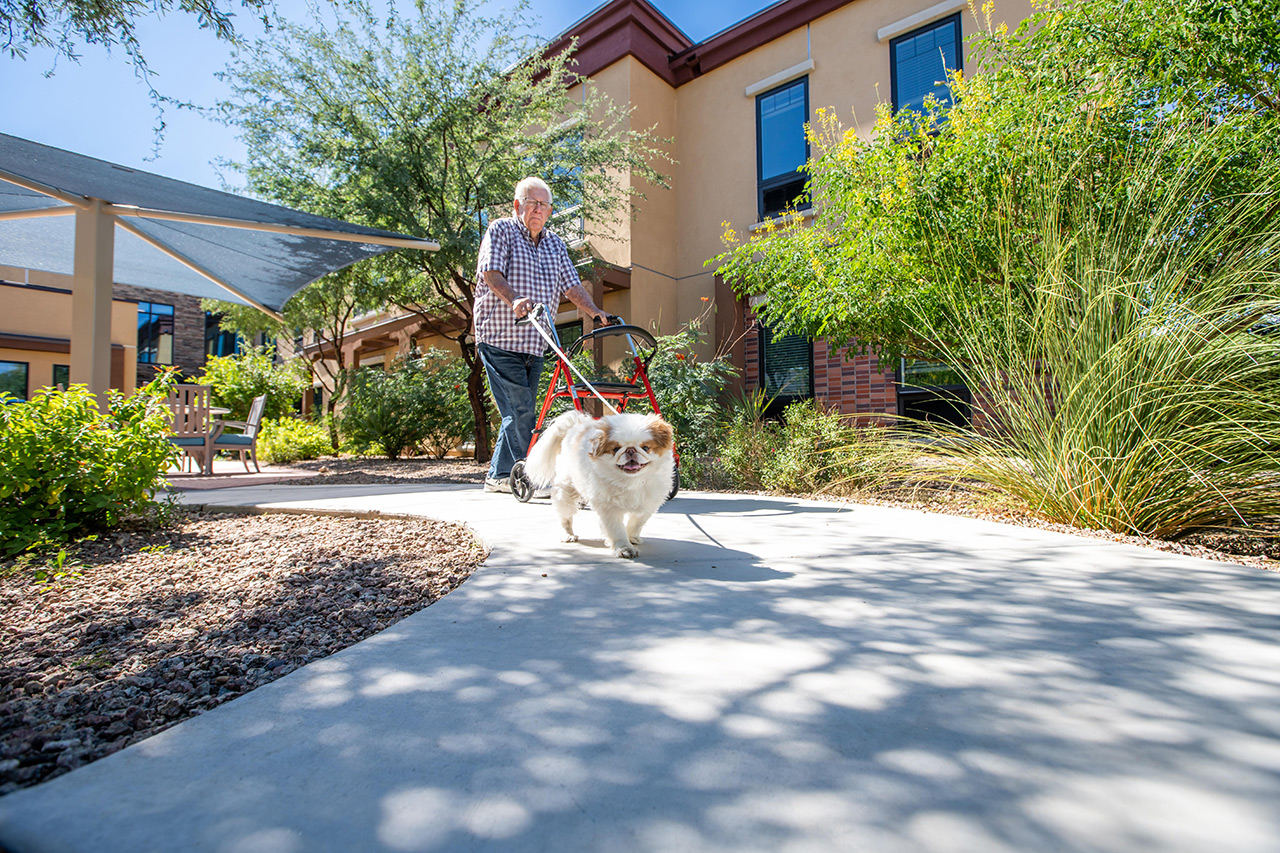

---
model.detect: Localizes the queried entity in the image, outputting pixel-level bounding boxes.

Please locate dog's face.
[589,413,675,476]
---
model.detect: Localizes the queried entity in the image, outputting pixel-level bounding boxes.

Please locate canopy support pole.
[71,199,114,403]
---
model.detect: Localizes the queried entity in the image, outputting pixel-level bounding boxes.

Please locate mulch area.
[0,506,486,795]
[1,455,1274,796]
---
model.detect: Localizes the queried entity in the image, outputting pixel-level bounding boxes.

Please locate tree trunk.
[324,369,349,452]
[463,342,492,463]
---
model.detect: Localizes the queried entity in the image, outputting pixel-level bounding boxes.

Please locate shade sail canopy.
[0,132,438,315]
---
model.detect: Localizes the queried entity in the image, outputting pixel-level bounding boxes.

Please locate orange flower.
[701,296,709,302]
[675,353,686,360]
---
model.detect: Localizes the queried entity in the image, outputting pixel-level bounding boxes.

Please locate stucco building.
[325,0,1034,424]
[3,0,1034,425]
[0,264,244,401]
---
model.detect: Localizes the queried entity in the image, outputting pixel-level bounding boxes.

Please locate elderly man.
[474,176,611,493]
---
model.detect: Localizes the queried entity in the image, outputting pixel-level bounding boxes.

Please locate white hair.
[514,176,552,205]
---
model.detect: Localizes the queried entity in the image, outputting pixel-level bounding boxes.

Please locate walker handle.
[513,303,550,327]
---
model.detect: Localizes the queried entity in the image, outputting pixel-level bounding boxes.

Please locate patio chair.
[211,394,266,473]
[165,383,220,475]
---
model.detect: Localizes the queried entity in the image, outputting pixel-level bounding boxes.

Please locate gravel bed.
[0,508,486,795]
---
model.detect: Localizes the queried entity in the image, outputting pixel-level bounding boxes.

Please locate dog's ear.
[588,420,613,459]
[646,416,675,452]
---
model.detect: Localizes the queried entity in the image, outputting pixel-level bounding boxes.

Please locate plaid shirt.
[474,216,580,354]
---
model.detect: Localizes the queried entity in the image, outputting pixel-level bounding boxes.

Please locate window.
[556,320,584,352]
[137,301,175,365]
[53,364,70,389]
[205,311,240,358]
[898,358,970,427]
[757,77,811,220]
[900,359,964,390]
[890,13,962,116]
[0,361,29,400]
[758,324,812,417]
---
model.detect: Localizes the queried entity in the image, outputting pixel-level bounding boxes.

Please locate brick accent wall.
[112,284,208,388]
[812,339,898,423]
[742,308,900,422]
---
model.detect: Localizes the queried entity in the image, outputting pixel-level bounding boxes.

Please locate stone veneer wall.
[112,283,208,389]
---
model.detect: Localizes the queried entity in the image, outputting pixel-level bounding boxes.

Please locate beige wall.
[0,271,139,397]
[565,0,1033,361]
[321,0,1037,376]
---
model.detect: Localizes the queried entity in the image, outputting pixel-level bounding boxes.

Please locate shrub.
[760,401,853,493]
[645,319,738,460]
[413,350,475,458]
[258,416,334,464]
[195,345,310,421]
[341,350,474,460]
[909,119,1280,538]
[705,397,916,496]
[0,381,177,558]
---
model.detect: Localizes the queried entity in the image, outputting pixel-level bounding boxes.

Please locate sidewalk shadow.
[541,536,794,583]
[663,493,853,518]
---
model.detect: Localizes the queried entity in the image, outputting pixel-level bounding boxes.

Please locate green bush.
[195,345,310,421]
[706,398,915,496]
[759,402,851,493]
[909,119,1280,538]
[413,350,474,458]
[645,320,738,460]
[341,350,473,460]
[258,416,334,464]
[0,381,177,558]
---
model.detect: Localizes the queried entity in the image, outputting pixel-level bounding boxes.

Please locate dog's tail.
[524,410,589,486]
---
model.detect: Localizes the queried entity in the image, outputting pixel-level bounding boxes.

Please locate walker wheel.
[666,462,680,502]
[510,461,534,503]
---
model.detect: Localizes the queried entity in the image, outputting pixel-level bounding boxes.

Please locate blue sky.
[1,0,776,191]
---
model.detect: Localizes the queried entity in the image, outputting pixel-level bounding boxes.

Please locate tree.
[712,0,1280,362]
[215,0,672,461]
[206,264,388,448]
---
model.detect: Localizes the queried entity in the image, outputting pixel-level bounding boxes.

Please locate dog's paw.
[563,533,579,543]
[614,544,639,559]
[628,535,643,545]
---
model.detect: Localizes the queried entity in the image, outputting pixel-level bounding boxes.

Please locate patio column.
[71,198,115,402]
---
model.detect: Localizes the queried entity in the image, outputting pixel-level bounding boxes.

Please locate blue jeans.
[478,342,544,480]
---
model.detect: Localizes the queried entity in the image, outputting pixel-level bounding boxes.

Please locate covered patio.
[0,132,438,400]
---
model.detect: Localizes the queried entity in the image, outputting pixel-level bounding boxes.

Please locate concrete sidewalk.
[2,484,1279,852]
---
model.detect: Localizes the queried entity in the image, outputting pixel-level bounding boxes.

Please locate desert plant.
[258,416,334,464]
[0,379,177,558]
[195,345,309,421]
[910,118,1280,538]
[645,319,739,460]
[341,351,474,460]
[412,350,475,459]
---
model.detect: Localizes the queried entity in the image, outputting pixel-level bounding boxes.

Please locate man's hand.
[512,297,534,318]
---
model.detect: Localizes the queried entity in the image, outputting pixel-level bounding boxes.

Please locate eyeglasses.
[518,198,552,211]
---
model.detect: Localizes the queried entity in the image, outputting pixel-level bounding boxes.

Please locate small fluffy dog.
[524,410,675,558]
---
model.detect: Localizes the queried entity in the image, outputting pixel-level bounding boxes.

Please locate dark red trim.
[543,0,692,85]
[544,0,858,88]
[669,0,850,82]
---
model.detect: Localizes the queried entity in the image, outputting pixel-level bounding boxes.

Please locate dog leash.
[519,303,621,416]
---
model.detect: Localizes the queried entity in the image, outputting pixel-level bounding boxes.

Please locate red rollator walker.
[509,303,679,503]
